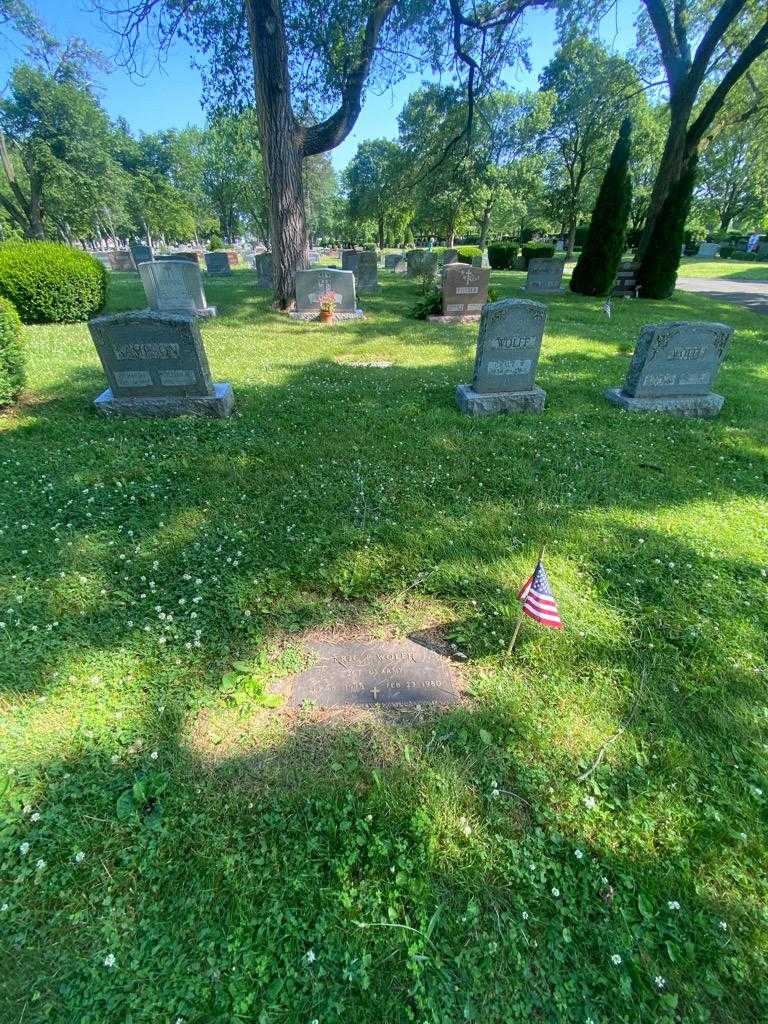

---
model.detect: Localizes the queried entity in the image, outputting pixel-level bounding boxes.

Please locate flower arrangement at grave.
[318,291,337,322]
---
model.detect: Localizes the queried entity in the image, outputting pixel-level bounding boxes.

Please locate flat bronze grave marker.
[288,639,460,707]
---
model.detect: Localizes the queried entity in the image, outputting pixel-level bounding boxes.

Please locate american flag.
[518,559,563,629]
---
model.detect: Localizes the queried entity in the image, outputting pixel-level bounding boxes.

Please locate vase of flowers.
[318,291,336,323]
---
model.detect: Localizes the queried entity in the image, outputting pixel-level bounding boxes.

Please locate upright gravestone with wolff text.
[204,252,232,276]
[456,298,548,415]
[429,264,490,323]
[525,257,565,294]
[88,310,234,418]
[139,260,216,318]
[291,268,363,319]
[605,320,733,418]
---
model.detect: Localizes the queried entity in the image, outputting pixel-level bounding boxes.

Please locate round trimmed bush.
[0,296,25,405]
[0,242,107,324]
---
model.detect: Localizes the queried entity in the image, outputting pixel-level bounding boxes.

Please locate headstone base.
[94,382,235,419]
[456,383,547,416]
[288,309,364,321]
[604,388,724,419]
[428,313,482,325]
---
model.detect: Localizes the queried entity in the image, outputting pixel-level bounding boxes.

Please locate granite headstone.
[205,252,232,276]
[697,241,720,258]
[255,252,273,290]
[130,243,153,268]
[429,264,490,323]
[291,268,362,320]
[525,258,565,293]
[89,310,234,417]
[139,259,216,318]
[287,639,460,707]
[355,250,379,293]
[612,261,640,298]
[605,320,733,418]
[406,249,426,277]
[456,298,548,415]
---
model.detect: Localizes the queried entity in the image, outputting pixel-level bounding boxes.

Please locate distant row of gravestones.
[93,244,245,275]
[697,240,768,259]
[86,264,733,422]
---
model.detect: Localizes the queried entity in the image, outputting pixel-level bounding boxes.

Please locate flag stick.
[506,542,547,657]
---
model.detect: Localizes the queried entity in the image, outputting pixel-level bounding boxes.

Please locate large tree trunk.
[478,203,491,248]
[377,212,384,250]
[246,0,307,308]
[566,216,577,261]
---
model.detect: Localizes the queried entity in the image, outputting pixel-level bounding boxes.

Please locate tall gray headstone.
[255,252,273,290]
[139,260,216,318]
[341,250,360,274]
[525,258,565,293]
[89,310,234,418]
[697,241,720,257]
[130,243,153,268]
[204,252,232,276]
[456,298,548,415]
[356,250,379,293]
[605,320,733,418]
[430,264,490,323]
[291,268,363,320]
[384,253,403,269]
[406,249,426,277]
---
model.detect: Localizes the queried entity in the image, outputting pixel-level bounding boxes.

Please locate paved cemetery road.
[676,276,768,315]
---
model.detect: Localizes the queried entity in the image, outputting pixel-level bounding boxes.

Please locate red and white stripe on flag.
[517,560,563,629]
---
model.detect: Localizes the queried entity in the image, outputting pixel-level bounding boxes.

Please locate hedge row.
[487,244,518,269]
[0,296,25,405]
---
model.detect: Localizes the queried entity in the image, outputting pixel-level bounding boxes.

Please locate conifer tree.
[637,157,698,300]
[570,118,632,297]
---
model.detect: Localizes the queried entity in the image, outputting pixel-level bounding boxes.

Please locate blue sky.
[0,0,638,170]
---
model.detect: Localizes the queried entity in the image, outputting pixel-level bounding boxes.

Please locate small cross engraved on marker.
[371,686,380,701]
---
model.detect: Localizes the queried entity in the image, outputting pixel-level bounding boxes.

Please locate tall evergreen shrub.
[637,157,699,300]
[571,118,633,296]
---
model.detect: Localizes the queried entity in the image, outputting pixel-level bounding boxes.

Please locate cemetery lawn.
[678,256,768,282]
[2,267,768,1024]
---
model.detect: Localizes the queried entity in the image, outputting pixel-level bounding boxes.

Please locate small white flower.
[574,849,584,860]
[1,902,8,912]
[611,954,622,965]
[304,949,316,964]
[718,920,728,931]
[150,751,159,760]
[30,812,40,822]
[74,851,85,863]
[103,953,116,968]
[551,887,560,898]
[667,900,680,911]
[522,910,529,920]
[35,859,46,871]
[583,796,596,810]
[19,842,30,855]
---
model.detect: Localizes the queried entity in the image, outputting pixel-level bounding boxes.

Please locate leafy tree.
[539,35,642,258]
[695,121,767,230]
[0,63,119,239]
[344,139,402,248]
[103,0,562,307]
[628,103,667,236]
[200,112,262,241]
[571,117,633,296]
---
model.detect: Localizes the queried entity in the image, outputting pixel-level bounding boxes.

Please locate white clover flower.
[35,859,46,871]
[611,954,622,965]
[75,851,85,863]
[719,920,728,931]
[574,849,583,860]
[655,976,666,989]
[583,796,596,810]
[551,887,560,898]
[150,751,159,760]
[304,949,316,963]
[522,910,529,920]
[1,902,9,912]
[19,842,29,855]
[30,812,40,822]
[103,953,116,968]
[667,900,680,911]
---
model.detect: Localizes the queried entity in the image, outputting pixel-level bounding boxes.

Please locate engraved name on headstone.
[204,252,232,276]
[288,639,460,707]
[89,310,234,417]
[456,298,548,415]
[605,320,733,418]
[139,259,216,318]
[292,268,363,320]
[525,257,565,293]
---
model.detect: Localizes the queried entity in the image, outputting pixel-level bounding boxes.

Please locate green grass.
[678,256,768,282]
[1,267,767,1024]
